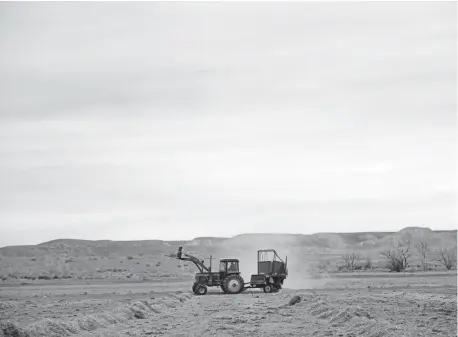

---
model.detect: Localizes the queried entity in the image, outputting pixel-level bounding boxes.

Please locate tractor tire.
[263,284,273,293]
[220,284,227,293]
[192,283,198,294]
[223,274,244,294]
[194,284,207,296]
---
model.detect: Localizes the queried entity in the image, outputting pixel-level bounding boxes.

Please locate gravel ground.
[0,274,456,337]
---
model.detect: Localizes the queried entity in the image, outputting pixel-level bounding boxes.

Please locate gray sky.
[0,2,456,247]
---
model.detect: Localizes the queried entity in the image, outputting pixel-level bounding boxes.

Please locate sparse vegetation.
[380,241,412,272]
[0,227,455,282]
[342,253,359,271]
[440,247,457,270]
[415,242,429,271]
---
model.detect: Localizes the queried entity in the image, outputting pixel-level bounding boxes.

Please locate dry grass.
[0,293,192,337]
[282,290,456,337]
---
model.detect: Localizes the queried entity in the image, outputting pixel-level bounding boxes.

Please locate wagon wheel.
[263,284,273,293]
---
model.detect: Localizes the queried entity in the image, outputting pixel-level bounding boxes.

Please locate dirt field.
[1,272,456,337]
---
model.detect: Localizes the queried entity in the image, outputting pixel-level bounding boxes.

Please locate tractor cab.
[219,258,240,275]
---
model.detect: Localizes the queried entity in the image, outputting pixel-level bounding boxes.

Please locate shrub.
[440,247,457,270]
[38,275,51,280]
[342,253,360,272]
[380,241,412,272]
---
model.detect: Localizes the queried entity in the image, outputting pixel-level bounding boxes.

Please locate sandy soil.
[0,273,456,337]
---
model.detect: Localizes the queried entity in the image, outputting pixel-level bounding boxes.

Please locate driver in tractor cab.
[228,262,237,272]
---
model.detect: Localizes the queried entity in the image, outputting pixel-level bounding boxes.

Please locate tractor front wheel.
[194,284,207,295]
[223,274,244,294]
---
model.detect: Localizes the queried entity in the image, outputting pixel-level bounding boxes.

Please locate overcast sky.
[0,2,456,247]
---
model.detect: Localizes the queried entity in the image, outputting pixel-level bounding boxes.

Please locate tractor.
[167,246,288,295]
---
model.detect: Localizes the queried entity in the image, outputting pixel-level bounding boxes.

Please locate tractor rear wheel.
[223,274,244,294]
[194,284,207,295]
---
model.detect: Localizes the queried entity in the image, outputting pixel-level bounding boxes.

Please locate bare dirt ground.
[1,272,456,337]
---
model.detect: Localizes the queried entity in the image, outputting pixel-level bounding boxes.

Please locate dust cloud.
[225,234,328,290]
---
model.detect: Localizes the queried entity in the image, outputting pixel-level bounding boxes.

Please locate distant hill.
[0,227,456,282]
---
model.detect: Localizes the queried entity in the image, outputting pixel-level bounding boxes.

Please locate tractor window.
[228,261,239,272]
[219,261,226,272]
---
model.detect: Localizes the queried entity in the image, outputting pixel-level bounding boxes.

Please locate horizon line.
[1,226,456,249]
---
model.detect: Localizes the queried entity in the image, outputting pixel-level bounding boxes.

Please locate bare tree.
[415,242,429,271]
[380,249,400,272]
[380,241,412,272]
[343,252,360,271]
[398,241,412,270]
[440,248,457,271]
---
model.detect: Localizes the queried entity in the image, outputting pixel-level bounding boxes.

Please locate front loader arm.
[166,246,210,273]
